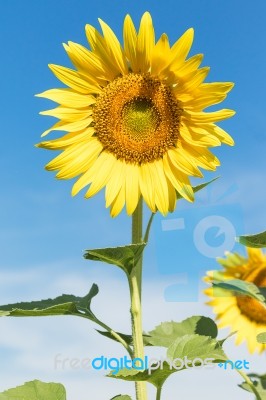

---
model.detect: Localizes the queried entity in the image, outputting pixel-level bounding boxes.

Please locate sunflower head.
[205,248,266,354]
[37,12,235,217]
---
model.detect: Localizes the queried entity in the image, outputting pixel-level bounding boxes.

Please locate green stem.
[128,199,148,400]
[156,387,162,400]
[237,370,262,400]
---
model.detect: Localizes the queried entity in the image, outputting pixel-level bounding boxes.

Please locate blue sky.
[0,0,266,399]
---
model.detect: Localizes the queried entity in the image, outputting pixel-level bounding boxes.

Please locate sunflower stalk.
[128,198,148,400]
[156,386,162,400]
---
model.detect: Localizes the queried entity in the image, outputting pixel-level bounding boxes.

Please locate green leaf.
[212,279,266,304]
[110,335,226,388]
[167,334,226,362]
[236,231,266,248]
[84,244,146,275]
[0,283,99,321]
[0,380,66,400]
[98,316,218,348]
[257,332,266,344]
[109,364,173,389]
[110,396,132,400]
[176,177,219,201]
[239,374,266,399]
[147,316,218,347]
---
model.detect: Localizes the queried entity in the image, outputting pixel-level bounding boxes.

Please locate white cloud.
[1,271,266,399]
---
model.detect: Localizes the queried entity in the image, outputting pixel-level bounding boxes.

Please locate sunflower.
[205,248,266,353]
[37,12,235,217]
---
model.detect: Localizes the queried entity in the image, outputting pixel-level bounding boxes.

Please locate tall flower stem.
[128,199,148,400]
[156,386,162,400]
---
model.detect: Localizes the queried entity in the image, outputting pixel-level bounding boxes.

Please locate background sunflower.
[205,248,266,354]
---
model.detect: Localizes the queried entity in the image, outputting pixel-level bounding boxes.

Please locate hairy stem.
[129,199,148,400]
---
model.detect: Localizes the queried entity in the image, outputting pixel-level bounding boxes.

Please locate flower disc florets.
[93,73,182,164]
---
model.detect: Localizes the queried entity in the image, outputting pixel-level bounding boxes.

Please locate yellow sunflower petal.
[40,106,92,121]
[123,14,138,71]
[163,155,194,202]
[48,64,101,94]
[173,53,203,76]
[181,142,220,170]
[168,28,194,68]
[173,67,210,93]
[180,123,221,147]
[64,41,115,82]
[183,108,236,123]
[151,160,169,215]
[71,151,116,196]
[85,24,122,76]
[56,139,102,179]
[46,139,101,172]
[212,125,234,146]
[150,33,171,76]
[110,182,126,218]
[136,12,155,73]
[246,247,265,263]
[85,152,117,198]
[125,164,140,215]
[41,117,93,137]
[37,128,95,149]
[36,89,96,108]
[139,163,156,212]
[105,160,126,208]
[198,82,234,95]
[98,18,128,75]
[167,147,203,177]
[184,93,227,111]
[166,178,176,212]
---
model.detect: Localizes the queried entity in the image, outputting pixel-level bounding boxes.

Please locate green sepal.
[212,279,266,304]
[84,243,146,275]
[110,396,132,400]
[239,374,266,399]
[257,333,266,344]
[176,177,219,201]
[109,334,226,388]
[0,380,66,400]
[0,283,99,321]
[236,230,266,248]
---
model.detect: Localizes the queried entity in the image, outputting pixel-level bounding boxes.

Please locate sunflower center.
[236,266,266,323]
[93,73,182,164]
[121,98,160,141]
